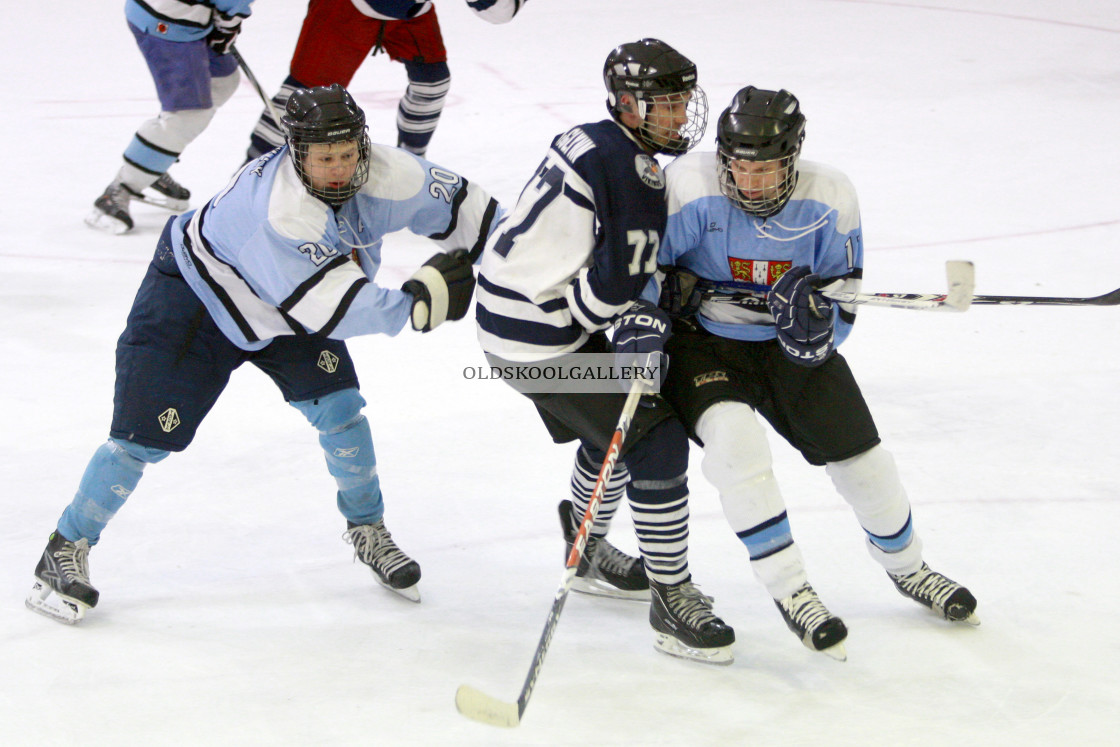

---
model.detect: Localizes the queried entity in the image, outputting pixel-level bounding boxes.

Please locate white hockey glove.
[207,11,245,56]
[402,249,477,332]
[466,0,527,24]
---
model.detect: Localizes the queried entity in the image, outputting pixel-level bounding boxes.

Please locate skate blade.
[573,576,650,602]
[950,610,981,626]
[375,575,421,603]
[818,641,847,661]
[134,193,189,212]
[25,580,87,624]
[653,632,734,666]
[84,209,131,235]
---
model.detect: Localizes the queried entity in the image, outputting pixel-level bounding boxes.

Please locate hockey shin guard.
[570,444,629,540]
[622,418,691,585]
[57,438,169,544]
[292,389,383,525]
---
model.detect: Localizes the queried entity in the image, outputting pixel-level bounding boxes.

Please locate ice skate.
[889,563,979,625]
[649,579,735,665]
[85,182,133,234]
[26,532,99,625]
[344,519,421,602]
[558,500,649,601]
[134,172,191,211]
[775,584,848,661]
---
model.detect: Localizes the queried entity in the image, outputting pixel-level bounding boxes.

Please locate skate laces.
[893,564,958,607]
[593,539,641,578]
[664,582,719,628]
[780,585,833,631]
[54,539,92,584]
[344,521,413,576]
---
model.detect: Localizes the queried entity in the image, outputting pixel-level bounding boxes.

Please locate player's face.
[643,92,692,148]
[304,141,360,192]
[729,158,785,201]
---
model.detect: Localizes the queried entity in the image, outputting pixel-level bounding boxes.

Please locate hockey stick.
[230,45,284,129]
[698,260,975,312]
[968,287,1120,306]
[455,380,649,728]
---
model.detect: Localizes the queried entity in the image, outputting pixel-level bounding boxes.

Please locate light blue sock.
[57,438,169,544]
[291,388,383,525]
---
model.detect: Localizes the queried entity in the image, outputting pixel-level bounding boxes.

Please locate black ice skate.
[85,182,133,234]
[344,520,422,603]
[134,173,191,212]
[558,500,649,601]
[775,584,848,661]
[889,563,980,625]
[649,579,735,665]
[26,532,99,625]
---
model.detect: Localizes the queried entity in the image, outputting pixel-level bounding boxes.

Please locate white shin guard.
[826,446,924,575]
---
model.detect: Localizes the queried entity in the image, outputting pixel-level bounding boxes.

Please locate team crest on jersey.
[634,155,665,190]
[694,371,730,387]
[318,350,340,373]
[728,258,792,286]
[158,408,181,433]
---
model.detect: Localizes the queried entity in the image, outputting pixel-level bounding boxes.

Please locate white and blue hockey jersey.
[652,152,864,345]
[476,120,669,362]
[125,1,253,43]
[171,144,501,351]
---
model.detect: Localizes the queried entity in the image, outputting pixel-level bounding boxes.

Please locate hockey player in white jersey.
[28,85,500,624]
[476,39,737,664]
[87,0,255,234]
[649,86,979,660]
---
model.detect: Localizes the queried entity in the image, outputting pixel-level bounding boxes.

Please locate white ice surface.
[2,1,1119,744]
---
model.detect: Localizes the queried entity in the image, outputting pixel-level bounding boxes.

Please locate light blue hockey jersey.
[651,151,864,345]
[125,0,254,43]
[171,143,501,351]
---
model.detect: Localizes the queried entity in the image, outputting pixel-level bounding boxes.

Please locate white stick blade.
[455,685,521,728]
[943,260,975,311]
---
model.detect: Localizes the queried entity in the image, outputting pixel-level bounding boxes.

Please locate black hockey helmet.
[281,84,371,205]
[603,38,707,156]
[716,86,806,217]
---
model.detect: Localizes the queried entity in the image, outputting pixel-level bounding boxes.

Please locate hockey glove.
[402,249,477,333]
[767,265,835,367]
[612,299,671,389]
[207,11,244,56]
[658,266,702,319]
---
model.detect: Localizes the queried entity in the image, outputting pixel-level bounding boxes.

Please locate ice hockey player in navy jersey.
[244,0,528,162]
[649,86,979,661]
[87,0,255,234]
[476,39,737,664]
[28,85,501,624]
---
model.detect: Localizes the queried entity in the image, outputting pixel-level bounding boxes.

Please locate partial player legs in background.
[559,445,648,600]
[88,29,239,234]
[291,387,422,602]
[696,401,848,658]
[395,60,450,157]
[826,445,979,624]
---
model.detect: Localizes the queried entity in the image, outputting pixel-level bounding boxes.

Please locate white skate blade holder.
[572,576,650,602]
[374,574,420,603]
[25,579,89,624]
[653,632,734,666]
[84,209,130,235]
[820,641,847,662]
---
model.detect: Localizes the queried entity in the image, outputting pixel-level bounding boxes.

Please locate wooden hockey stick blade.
[821,260,975,311]
[455,685,522,728]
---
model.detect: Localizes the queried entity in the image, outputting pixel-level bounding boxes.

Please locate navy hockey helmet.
[716,86,806,218]
[603,38,708,156]
[281,84,372,205]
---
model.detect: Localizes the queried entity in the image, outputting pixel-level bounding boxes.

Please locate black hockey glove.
[767,265,835,367]
[612,299,671,390]
[658,266,702,319]
[206,11,244,55]
[402,249,476,333]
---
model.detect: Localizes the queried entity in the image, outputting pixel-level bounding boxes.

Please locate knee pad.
[695,401,774,495]
[621,418,688,500]
[403,60,450,85]
[112,437,171,465]
[290,388,366,433]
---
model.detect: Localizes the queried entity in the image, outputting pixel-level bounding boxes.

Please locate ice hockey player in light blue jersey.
[28,85,500,624]
[649,86,979,661]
